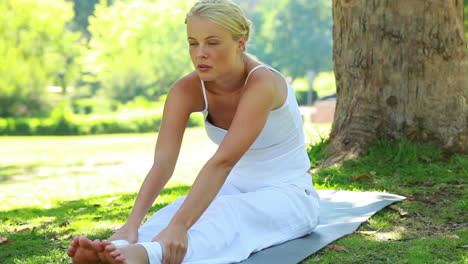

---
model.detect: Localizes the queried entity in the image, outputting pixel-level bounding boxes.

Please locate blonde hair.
[185,0,252,43]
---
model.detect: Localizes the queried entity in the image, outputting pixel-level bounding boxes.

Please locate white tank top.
[200,65,312,191]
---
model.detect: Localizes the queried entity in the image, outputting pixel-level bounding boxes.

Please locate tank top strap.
[244,64,288,87]
[199,78,209,112]
[244,65,271,86]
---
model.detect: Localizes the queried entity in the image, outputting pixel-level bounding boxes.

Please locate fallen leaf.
[105,196,122,202]
[388,205,408,216]
[93,204,101,208]
[370,171,377,176]
[61,228,76,235]
[352,174,370,181]
[0,237,13,245]
[93,216,103,220]
[356,228,381,235]
[16,227,31,233]
[420,155,432,162]
[445,234,459,239]
[327,244,349,252]
[59,221,70,227]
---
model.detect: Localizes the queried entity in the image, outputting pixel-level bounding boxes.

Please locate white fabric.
[240,190,406,264]
[139,242,163,264]
[132,65,320,263]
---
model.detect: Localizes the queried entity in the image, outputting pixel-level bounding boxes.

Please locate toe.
[105,244,117,252]
[115,255,126,262]
[110,250,120,257]
[79,236,94,250]
[92,239,104,252]
[67,246,76,257]
[102,240,112,248]
[71,237,79,247]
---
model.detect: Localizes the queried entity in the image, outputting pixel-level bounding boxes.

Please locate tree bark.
[324,0,468,167]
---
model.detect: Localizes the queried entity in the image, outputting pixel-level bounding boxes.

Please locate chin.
[197,71,216,82]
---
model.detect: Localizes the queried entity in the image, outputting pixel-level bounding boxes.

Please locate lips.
[197,64,212,72]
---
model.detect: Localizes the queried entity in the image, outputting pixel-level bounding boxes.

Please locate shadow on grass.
[0,185,191,264]
[0,164,41,183]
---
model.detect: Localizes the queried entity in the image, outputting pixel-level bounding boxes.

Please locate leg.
[181,184,319,263]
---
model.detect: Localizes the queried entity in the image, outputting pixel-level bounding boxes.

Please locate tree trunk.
[324,0,468,167]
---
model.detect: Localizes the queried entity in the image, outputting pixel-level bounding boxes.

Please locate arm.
[169,71,277,230]
[123,77,203,230]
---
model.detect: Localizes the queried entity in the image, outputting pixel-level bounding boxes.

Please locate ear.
[237,36,247,52]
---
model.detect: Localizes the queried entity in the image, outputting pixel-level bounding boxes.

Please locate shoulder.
[243,65,284,98]
[167,71,205,113]
[170,71,201,94]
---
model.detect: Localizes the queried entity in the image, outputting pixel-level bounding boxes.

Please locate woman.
[67,0,319,263]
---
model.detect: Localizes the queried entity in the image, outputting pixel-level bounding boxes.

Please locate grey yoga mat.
[239,189,406,264]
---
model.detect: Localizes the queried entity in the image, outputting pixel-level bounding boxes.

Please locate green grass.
[301,138,467,264]
[0,126,467,263]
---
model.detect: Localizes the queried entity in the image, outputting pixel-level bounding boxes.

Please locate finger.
[178,246,188,264]
[166,245,175,264]
[162,245,169,264]
[172,246,181,264]
[179,246,188,264]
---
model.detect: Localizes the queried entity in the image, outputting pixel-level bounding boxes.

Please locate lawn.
[0,126,466,263]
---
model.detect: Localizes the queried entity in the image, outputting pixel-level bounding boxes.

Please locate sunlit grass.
[0,128,217,211]
[1,124,466,264]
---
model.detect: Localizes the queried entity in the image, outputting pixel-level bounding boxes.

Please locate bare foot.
[68,236,104,264]
[99,241,149,264]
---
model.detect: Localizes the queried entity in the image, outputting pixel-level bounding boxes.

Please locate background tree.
[84,0,195,103]
[0,0,82,117]
[67,0,100,38]
[235,0,333,80]
[324,0,467,166]
[269,0,333,80]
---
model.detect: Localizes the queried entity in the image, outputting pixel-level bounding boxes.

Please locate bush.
[71,98,119,115]
[0,110,204,136]
[295,89,318,106]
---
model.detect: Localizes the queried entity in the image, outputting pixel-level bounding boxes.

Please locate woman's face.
[186,16,243,81]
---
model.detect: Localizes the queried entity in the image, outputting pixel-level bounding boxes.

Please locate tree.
[0,0,83,117]
[67,0,100,38]
[236,0,333,80]
[84,0,196,103]
[323,0,467,166]
[270,0,333,79]
[465,0,468,41]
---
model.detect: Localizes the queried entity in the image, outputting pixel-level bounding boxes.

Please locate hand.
[107,223,139,244]
[152,224,188,264]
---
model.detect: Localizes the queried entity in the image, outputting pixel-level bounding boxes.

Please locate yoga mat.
[239,190,406,264]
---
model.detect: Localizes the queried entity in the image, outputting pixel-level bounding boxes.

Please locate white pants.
[114,181,319,264]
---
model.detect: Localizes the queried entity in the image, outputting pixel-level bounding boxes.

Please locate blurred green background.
[0,0,467,135]
[0,0,336,135]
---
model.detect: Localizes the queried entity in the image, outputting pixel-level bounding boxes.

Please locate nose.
[195,45,207,59]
